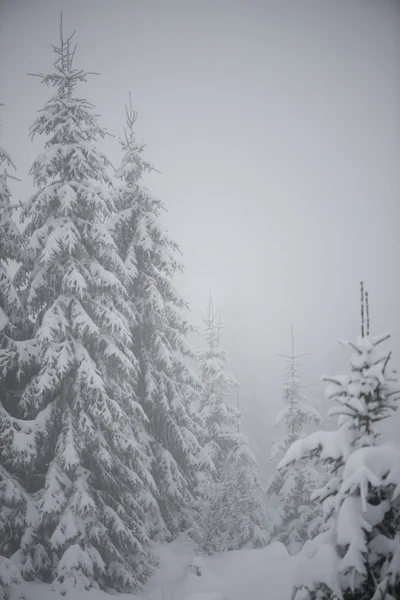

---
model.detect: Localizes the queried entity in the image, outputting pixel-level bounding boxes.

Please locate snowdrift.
[19,539,294,600]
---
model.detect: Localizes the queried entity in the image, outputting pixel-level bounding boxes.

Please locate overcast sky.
[1,0,399,451]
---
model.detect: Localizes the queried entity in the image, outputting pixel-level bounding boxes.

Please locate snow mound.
[262,540,290,560]
[17,540,295,600]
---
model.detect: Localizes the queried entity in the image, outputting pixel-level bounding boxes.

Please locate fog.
[1,0,400,475]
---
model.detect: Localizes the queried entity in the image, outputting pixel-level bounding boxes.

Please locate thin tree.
[196,293,266,553]
[197,292,239,466]
[267,324,324,554]
[112,93,206,539]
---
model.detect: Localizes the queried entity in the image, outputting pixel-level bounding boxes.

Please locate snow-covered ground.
[19,539,294,600]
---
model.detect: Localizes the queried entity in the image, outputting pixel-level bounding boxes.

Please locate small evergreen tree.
[197,293,239,469]
[196,294,266,553]
[0,556,23,600]
[112,95,206,539]
[267,325,324,554]
[9,23,155,592]
[278,332,400,600]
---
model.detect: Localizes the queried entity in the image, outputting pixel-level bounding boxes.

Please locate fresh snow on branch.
[279,333,400,600]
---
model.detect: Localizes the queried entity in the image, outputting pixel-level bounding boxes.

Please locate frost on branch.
[279,333,400,600]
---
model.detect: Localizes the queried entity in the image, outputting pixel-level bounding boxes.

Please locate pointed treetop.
[28,12,99,98]
[360,281,365,337]
[125,91,138,135]
[122,92,145,153]
[290,322,294,358]
[360,281,371,337]
[275,324,309,361]
[54,12,77,76]
[201,291,225,350]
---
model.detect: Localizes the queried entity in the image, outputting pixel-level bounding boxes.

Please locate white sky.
[1,0,400,455]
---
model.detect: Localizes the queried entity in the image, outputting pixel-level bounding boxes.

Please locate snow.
[341,443,400,499]
[185,595,225,600]
[292,543,343,600]
[17,539,295,600]
[145,540,292,600]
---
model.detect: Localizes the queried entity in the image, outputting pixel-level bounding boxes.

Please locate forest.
[1,4,400,600]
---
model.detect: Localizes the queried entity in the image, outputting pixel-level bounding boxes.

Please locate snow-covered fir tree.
[8,25,156,593]
[0,107,31,600]
[279,332,400,600]
[112,95,207,539]
[267,325,324,554]
[196,294,266,554]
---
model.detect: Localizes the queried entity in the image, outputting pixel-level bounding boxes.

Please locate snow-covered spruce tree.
[278,333,400,600]
[112,95,207,539]
[267,325,324,554]
[0,107,30,600]
[196,294,266,554]
[10,26,156,593]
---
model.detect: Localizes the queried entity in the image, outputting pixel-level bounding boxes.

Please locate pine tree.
[9,22,156,593]
[278,332,400,600]
[112,95,206,539]
[196,294,266,553]
[0,105,37,575]
[267,325,324,554]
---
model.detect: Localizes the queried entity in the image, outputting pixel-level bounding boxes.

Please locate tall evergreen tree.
[112,95,206,539]
[279,332,400,600]
[267,325,324,554]
[8,24,155,593]
[0,106,34,600]
[196,294,266,553]
[0,106,37,567]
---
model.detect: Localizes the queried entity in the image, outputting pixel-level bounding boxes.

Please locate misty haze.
[0,1,399,599]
